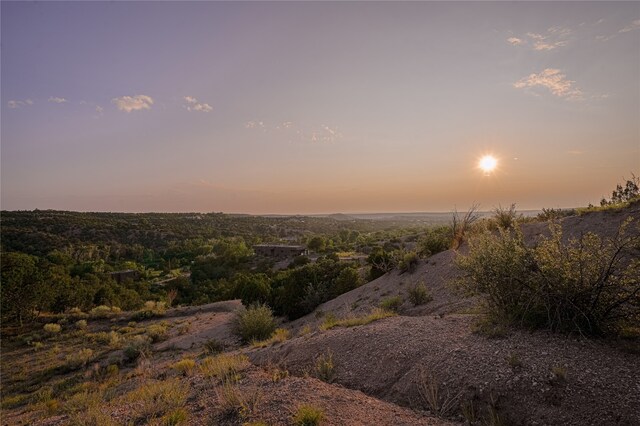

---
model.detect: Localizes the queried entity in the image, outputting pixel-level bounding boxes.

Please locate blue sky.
[2,2,639,213]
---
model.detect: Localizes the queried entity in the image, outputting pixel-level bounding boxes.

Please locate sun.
[479,155,498,174]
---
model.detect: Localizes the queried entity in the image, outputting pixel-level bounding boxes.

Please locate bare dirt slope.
[249,314,639,425]
[248,204,640,425]
[287,249,474,334]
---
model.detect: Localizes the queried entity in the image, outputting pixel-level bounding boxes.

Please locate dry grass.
[251,328,290,348]
[320,308,396,331]
[125,378,189,423]
[417,369,463,418]
[199,353,250,381]
[292,404,325,426]
[171,358,196,376]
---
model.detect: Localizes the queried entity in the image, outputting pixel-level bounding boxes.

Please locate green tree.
[1,252,45,325]
[307,236,326,252]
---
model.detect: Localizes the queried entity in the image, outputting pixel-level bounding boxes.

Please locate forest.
[1,210,448,325]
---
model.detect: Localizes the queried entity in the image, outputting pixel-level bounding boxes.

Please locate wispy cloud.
[183,96,212,112]
[244,120,343,143]
[95,105,104,114]
[7,99,34,109]
[112,95,154,112]
[508,27,571,51]
[48,97,67,103]
[513,69,583,100]
[245,120,265,129]
[507,37,524,46]
[528,27,571,50]
[619,19,640,33]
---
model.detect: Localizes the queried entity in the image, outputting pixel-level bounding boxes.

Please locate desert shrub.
[537,208,575,221]
[417,369,462,418]
[600,174,639,206]
[203,338,226,355]
[492,204,521,230]
[133,301,167,320]
[89,305,117,319]
[162,408,188,425]
[91,331,121,347]
[292,404,325,426]
[1,394,30,409]
[379,296,403,313]
[398,251,419,273]
[125,378,188,422]
[314,350,335,383]
[200,353,249,381]
[367,247,395,280]
[451,204,480,250]
[320,308,395,330]
[145,323,168,342]
[43,323,62,335]
[75,319,88,330]
[251,327,290,348]
[457,219,640,335]
[171,358,196,376]
[233,303,276,342]
[123,335,152,362]
[65,348,94,370]
[233,273,272,306]
[419,226,452,257]
[408,282,432,306]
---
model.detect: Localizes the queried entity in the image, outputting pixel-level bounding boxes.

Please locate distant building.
[109,269,140,284]
[253,244,308,259]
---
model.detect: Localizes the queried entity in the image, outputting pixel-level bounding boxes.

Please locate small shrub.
[417,369,462,418]
[92,331,122,347]
[292,404,324,426]
[146,323,168,342]
[551,365,567,384]
[251,328,290,348]
[492,203,521,230]
[68,307,86,317]
[43,323,62,335]
[314,350,335,383]
[171,358,196,376]
[123,335,152,362]
[203,338,226,355]
[133,301,167,320]
[233,303,276,342]
[177,323,191,335]
[451,204,480,249]
[506,352,522,369]
[408,282,432,306]
[320,308,395,330]
[472,316,510,338]
[298,325,312,336]
[379,296,403,313]
[90,305,117,319]
[162,408,188,425]
[75,319,88,330]
[398,251,419,273]
[65,348,94,370]
[1,394,30,409]
[200,353,249,381]
[126,379,188,422]
[419,226,452,257]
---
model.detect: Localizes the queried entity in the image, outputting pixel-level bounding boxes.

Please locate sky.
[1,1,639,214]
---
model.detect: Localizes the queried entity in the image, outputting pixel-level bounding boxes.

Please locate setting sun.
[479,155,498,174]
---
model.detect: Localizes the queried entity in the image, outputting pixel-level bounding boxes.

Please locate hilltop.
[1,202,638,425]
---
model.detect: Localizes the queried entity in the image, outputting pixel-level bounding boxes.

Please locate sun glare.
[479,155,498,174]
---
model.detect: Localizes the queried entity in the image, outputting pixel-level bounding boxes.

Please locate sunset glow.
[1,2,638,213]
